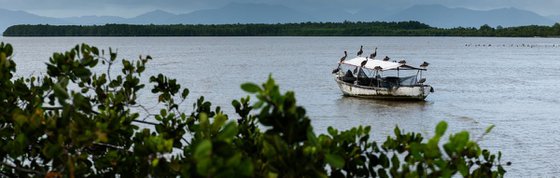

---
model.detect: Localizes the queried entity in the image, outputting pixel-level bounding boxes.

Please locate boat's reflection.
[331,95,436,138]
[335,95,433,112]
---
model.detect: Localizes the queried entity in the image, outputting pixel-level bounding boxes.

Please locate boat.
[333,56,434,100]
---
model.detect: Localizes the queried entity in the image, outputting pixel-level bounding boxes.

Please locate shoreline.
[4,22,560,37]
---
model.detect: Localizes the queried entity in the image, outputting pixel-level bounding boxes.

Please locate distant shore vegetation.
[3,21,560,37]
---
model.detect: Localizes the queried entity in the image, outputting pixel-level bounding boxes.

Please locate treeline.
[3,21,560,37]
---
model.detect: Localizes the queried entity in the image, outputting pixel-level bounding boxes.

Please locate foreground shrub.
[0,43,507,177]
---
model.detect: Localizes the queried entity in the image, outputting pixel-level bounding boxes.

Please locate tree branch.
[0,161,45,176]
[132,119,158,125]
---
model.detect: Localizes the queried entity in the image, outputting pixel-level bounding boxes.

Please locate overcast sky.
[1,0,558,18]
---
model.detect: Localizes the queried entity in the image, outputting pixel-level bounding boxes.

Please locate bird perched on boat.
[357,45,363,56]
[369,47,377,59]
[398,60,406,64]
[374,66,383,71]
[420,61,430,68]
[361,59,368,67]
[383,56,390,61]
[336,51,348,69]
[339,51,347,63]
[332,68,340,74]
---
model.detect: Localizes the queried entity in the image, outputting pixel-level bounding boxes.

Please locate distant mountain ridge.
[548,15,560,22]
[387,4,555,28]
[62,15,126,25]
[0,8,67,32]
[126,10,176,24]
[1,4,559,33]
[169,3,316,24]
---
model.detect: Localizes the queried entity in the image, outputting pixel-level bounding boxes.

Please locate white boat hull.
[335,78,433,100]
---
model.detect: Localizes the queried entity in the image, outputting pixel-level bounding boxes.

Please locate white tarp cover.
[341,57,423,71]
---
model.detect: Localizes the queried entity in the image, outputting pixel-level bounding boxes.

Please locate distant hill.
[1,3,559,34]
[306,7,354,22]
[353,7,394,22]
[62,15,126,25]
[548,15,560,23]
[169,3,316,24]
[124,10,177,24]
[386,4,555,28]
[0,8,67,32]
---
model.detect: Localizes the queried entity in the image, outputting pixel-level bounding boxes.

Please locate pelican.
[369,47,377,59]
[339,51,347,63]
[383,56,390,61]
[357,45,363,56]
[398,60,406,64]
[335,50,348,69]
[361,59,368,67]
[420,61,430,68]
[332,68,340,74]
[374,66,383,71]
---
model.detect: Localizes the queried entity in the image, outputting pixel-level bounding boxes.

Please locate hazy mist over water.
[1,36,560,176]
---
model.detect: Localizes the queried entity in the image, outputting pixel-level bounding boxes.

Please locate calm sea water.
[1,36,560,176]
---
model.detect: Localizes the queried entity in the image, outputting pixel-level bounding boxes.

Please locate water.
[2,36,560,177]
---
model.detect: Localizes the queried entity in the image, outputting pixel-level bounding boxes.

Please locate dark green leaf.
[435,121,448,137]
[240,83,261,93]
[485,125,495,134]
[325,154,345,169]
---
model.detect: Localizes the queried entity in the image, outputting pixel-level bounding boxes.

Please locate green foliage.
[0,43,508,177]
[5,21,560,37]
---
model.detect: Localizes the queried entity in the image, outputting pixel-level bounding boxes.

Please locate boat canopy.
[341,57,426,71]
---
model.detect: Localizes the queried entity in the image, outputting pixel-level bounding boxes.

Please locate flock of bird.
[465,44,560,48]
[338,46,381,65]
[333,45,429,74]
[355,45,378,60]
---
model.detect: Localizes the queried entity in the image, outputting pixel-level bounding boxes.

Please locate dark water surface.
[2,37,560,176]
